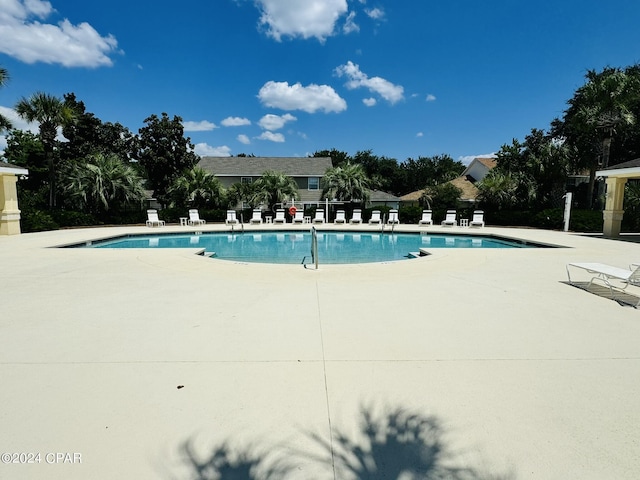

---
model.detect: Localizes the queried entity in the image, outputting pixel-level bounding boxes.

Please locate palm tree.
[554,66,640,207]
[579,68,639,167]
[226,181,258,209]
[476,171,520,209]
[321,162,371,204]
[167,166,224,209]
[62,153,146,215]
[251,170,299,211]
[0,67,12,132]
[15,92,76,207]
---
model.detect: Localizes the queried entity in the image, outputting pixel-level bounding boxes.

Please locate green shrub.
[570,209,603,232]
[399,205,422,224]
[482,207,603,232]
[104,210,147,225]
[51,210,97,228]
[485,209,534,227]
[531,209,564,230]
[200,208,226,222]
[21,209,59,232]
[158,207,181,223]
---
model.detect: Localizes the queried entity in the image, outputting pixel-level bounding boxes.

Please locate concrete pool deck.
[1,223,639,479]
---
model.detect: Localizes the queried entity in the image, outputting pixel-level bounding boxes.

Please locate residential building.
[197,156,332,209]
[369,190,400,209]
[400,156,496,206]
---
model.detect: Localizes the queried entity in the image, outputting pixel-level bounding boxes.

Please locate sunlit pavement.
[1,223,639,479]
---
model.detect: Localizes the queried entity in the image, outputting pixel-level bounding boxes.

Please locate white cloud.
[416,132,424,137]
[258,81,347,114]
[221,116,251,127]
[194,142,231,157]
[343,11,359,34]
[335,61,404,104]
[258,113,296,131]
[0,105,66,153]
[237,134,250,145]
[0,0,52,22]
[426,94,436,102]
[254,0,348,42]
[365,7,385,20]
[256,131,285,142]
[0,105,39,133]
[0,0,119,67]
[183,120,217,131]
[362,97,376,107]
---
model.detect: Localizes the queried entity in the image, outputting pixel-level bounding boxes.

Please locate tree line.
[3,64,640,231]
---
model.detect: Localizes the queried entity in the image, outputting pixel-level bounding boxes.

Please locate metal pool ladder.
[303,226,319,269]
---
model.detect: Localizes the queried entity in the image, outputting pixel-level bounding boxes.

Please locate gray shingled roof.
[600,158,640,171]
[198,156,333,176]
[0,161,28,174]
[369,190,400,202]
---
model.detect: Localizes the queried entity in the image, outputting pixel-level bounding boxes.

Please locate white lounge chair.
[146,209,165,227]
[312,210,325,224]
[334,210,346,224]
[350,209,363,224]
[249,209,262,224]
[223,210,237,226]
[387,209,400,224]
[293,210,305,223]
[188,209,206,226]
[469,210,485,228]
[273,209,287,224]
[418,210,433,226]
[441,210,457,226]
[567,263,640,306]
[368,210,381,224]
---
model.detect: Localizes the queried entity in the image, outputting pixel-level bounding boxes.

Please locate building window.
[308,177,320,190]
[241,177,252,184]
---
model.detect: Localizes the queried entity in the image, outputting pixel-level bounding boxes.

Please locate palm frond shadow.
[178,404,515,480]
[180,438,292,480]
[303,405,513,480]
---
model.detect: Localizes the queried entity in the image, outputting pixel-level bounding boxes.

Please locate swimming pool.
[78,230,545,264]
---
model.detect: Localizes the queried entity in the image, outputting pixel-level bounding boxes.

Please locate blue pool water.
[80,231,540,264]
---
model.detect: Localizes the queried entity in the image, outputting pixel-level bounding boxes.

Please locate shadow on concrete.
[179,439,294,480]
[562,280,640,308]
[577,232,640,244]
[304,405,513,480]
[178,404,514,480]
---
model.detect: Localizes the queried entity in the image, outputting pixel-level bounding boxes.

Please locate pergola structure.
[596,158,640,237]
[0,161,28,235]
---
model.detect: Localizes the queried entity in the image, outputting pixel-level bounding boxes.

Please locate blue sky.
[1,0,640,164]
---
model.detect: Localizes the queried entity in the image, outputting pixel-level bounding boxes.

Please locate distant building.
[198,156,332,209]
[368,190,401,210]
[400,156,496,206]
[461,157,497,183]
